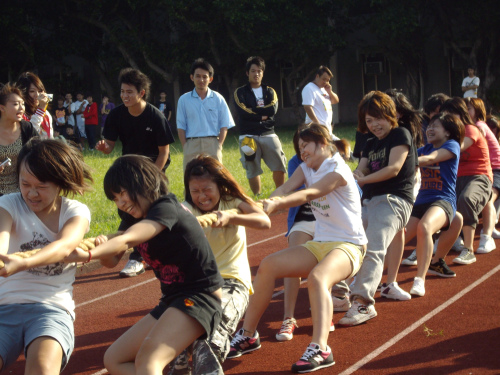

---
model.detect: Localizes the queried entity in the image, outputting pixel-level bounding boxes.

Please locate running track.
[10,210,500,374]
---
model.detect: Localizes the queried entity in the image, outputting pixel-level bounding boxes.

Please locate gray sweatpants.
[350,194,412,305]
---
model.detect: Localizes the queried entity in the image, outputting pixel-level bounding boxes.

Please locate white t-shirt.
[252,87,264,107]
[462,76,480,98]
[74,100,88,128]
[301,82,333,134]
[0,193,91,319]
[64,102,77,126]
[301,153,367,245]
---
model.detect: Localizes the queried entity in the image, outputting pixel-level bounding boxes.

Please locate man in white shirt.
[462,67,480,98]
[302,66,339,135]
[74,92,88,148]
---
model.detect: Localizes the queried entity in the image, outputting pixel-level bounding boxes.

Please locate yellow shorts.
[302,241,366,278]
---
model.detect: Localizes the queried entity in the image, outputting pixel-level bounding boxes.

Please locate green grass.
[77,123,357,237]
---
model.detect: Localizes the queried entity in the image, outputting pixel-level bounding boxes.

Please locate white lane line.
[90,369,108,375]
[338,263,500,375]
[77,232,285,309]
[248,232,286,248]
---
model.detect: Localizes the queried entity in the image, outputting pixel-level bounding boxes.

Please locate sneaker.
[332,294,351,312]
[451,237,465,252]
[376,283,384,292]
[338,300,377,326]
[227,329,261,358]
[291,343,335,373]
[380,282,411,301]
[119,259,145,278]
[477,234,496,254]
[276,317,298,341]
[492,228,500,239]
[427,258,456,278]
[453,248,477,265]
[401,249,417,266]
[410,277,425,296]
[330,321,335,332]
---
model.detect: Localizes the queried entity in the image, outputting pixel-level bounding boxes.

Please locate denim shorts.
[0,303,74,372]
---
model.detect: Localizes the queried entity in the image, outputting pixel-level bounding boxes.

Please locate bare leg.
[308,249,352,349]
[273,171,286,189]
[432,213,463,262]
[462,225,476,252]
[283,231,313,318]
[482,189,499,236]
[248,176,261,196]
[414,207,447,280]
[385,229,404,284]
[25,337,63,375]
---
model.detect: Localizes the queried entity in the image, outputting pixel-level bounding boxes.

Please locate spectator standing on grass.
[82,94,99,150]
[234,56,287,196]
[462,66,480,99]
[74,92,87,148]
[301,66,339,136]
[177,58,235,170]
[155,90,172,122]
[0,83,38,196]
[96,68,175,278]
[99,95,115,135]
[17,72,53,139]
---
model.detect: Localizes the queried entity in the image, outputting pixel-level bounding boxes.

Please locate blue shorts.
[0,303,74,372]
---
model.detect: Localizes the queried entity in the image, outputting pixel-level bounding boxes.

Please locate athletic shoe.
[410,277,425,297]
[401,249,417,266]
[427,258,456,278]
[492,228,500,239]
[119,259,145,278]
[376,283,384,292]
[477,234,496,254]
[380,282,411,301]
[227,329,261,358]
[453,248,476,265]
[451,237,465,252]
[338,301,377,326]
[291,343,335,373]
[330,321,335,332]
[276,317,298,341]
[332,294,351,312]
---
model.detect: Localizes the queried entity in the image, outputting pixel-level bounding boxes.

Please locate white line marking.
[90,369,108,375]
[338,263,500,375]
[247,232,286,248]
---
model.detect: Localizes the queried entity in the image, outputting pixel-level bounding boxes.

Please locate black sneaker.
[428,258,456,278]
[226,328,261,359]
[291,343,335,373]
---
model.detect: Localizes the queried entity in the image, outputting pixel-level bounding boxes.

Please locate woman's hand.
[211,211,231,228]
[0,253,27,277]
[37,92,49,109]
[94,235,108,246]
[262,199,278,215]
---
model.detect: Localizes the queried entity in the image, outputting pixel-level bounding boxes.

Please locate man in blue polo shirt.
[177,58,235,169]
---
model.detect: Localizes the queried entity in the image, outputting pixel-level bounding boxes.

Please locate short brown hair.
[357,91,398,133]
[316,66,333,78]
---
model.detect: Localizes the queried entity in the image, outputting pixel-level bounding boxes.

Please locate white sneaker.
[276,317,298,341]
[410,277,425,297]
[453,248,477,265]
[492,228,500,239]
[338,301,377,326]
[401,249,417,266]
[119,259,145,277]
[451,237,465,252]
[332,294,351,312]
[380,282,411,301]
[477,234,496,254]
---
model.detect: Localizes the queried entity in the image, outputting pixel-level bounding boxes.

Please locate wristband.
[84,250,92,264]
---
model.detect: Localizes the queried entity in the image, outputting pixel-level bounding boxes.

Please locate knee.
[416,221,433,238]
[307,271,326,291]
[256,256,275,276]
[103,348,118,373]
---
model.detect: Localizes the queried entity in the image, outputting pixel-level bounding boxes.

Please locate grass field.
[77,124,357,237]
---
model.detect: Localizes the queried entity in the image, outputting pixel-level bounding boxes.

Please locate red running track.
[9,210,500,374]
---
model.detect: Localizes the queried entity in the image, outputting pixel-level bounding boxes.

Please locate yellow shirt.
[184,198,253,294]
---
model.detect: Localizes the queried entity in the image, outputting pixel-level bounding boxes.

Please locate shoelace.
[280,318,298,333]
[300,346,320,360]
[230,332,248,346]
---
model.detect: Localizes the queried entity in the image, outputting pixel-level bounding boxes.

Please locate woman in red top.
[82,94,99,150]
[16,72,53,139]
[441,97,492,265]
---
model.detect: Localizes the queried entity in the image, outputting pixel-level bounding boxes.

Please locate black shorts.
[150,290,222,340]
[411,200,454,231]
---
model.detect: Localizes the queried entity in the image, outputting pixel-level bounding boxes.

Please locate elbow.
[260,217,272,230]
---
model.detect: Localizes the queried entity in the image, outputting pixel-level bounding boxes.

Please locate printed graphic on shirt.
[137,242,186,284]
[310,196,331,217]
[21,232,65,276]
[421,165,442,190]
[367,148,387,172]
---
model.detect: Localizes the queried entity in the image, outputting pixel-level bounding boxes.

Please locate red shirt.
[83,102,98,125]
[458,124,493,182]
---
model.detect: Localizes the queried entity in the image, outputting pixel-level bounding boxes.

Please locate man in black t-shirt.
[155,90,172,122]
[96,68,175,277]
